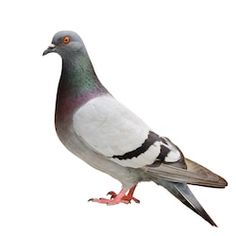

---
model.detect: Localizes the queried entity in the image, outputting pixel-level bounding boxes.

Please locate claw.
[131,197,140,203]
[107,191,117,199]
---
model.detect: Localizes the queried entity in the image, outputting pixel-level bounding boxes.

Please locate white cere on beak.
[49,44,56,49]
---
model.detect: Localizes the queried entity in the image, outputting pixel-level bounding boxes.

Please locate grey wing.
[144,158,227,188]
[72,95,185,169]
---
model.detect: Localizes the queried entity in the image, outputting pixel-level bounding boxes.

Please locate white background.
[0,0,235,235]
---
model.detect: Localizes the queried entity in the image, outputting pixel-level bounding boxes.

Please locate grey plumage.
[146,158,227,188]
[43,30,227,227]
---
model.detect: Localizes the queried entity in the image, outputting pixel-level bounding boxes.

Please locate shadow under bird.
[43,31,227,226]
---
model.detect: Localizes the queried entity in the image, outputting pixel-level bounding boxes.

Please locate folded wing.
[72,95,182,168]
[145,158,227,188]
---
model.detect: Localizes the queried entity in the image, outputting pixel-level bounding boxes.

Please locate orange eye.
[63,36,70,44]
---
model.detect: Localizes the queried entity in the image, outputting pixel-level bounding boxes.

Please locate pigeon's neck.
[55,53,108,123]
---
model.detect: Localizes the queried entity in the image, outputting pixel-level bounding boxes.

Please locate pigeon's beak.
[43,44,56,56]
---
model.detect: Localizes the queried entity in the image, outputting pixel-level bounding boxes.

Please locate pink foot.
[89,185,140,205]
[88,188,128,205]
[107,185,140,203]
[88,197,130,205]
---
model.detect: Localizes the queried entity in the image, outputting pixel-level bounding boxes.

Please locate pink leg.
[107,184,140,203]
[88,188,129,205]
[126,185,140,203]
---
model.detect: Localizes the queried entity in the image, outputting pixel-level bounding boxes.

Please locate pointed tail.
[154,179,217,226]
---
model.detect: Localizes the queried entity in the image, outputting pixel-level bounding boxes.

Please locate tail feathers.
[154,180,217,227]
[146,158,227,188]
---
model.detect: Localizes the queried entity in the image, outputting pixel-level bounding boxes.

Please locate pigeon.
[43,31,227,226]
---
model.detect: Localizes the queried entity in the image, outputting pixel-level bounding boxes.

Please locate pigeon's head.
[43,31,86,57]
